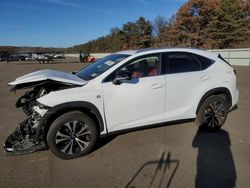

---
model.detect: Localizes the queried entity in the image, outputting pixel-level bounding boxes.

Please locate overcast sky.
[0,0,187,47]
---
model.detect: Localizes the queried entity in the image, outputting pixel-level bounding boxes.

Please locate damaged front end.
[4,69,87,155]
[4,103,48,155]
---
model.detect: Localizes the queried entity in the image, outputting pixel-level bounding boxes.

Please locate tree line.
[1,0,249,55]
[67,0,250,53]
[66,17,153,53]
[2,0,249,54]
[161,0,250,49]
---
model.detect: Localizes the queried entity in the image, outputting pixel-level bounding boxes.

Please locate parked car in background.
[53,53,65,59]
[0,54,26,62]
[0,55,10,61]
[25,54,36,61]
[10,54,27,61]
[4,48,239,159]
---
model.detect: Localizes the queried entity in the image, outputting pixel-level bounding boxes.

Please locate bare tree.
[153,15,169,37]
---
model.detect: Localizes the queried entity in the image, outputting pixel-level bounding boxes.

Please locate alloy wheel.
[204,101,226,128]
[55,121,92,155]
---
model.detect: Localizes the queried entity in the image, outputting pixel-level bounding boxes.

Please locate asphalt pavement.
[0,61,249,188]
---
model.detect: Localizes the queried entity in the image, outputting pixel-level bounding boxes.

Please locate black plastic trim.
[108,118,195,136]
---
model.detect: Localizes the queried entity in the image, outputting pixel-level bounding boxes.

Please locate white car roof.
[115,50,137,55]
[116,48,218,59]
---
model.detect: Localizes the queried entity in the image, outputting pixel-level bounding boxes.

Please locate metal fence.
[66,48,250,66]
[209,48,250,66]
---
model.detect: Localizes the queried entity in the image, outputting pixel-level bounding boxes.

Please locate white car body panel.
[8,69,87,86]
[37,82,107,135]
[102,75,166,132]
[164,71,204,121]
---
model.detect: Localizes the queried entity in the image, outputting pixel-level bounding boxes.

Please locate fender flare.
[35,101,105,142]
[196,87,232,114]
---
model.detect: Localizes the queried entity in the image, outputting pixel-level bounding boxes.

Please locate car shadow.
[93,135,117,151]
[192,129,236,188]
[125,151,179,188]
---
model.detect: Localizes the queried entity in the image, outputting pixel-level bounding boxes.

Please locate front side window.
[103,54,161,82]
[76,54,130,81]
[162,52,201,74]
[122,54,161,78]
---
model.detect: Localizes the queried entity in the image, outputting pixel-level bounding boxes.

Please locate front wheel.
[47,111,98,159]
[196,95,229,131]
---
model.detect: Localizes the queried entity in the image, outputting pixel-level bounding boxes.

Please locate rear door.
[162,52,208,121]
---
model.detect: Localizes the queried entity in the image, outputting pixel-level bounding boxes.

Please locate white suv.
[4,48,239,159]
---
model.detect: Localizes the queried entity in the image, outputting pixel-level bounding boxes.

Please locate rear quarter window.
[193,54,215,70]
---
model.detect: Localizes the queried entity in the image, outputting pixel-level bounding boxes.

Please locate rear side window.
[162,52,201,74]
[193,54,215,70]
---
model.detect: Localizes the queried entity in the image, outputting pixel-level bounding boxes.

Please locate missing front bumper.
[4,128,47,155]
[3,113,47,155]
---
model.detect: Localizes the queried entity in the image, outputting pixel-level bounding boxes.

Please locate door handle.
[200,75,210,81]
[150,83,164,89]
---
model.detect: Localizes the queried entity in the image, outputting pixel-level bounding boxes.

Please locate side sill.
[107,118,195,136]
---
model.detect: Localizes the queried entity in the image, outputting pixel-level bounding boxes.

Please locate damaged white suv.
[4,48,239,159]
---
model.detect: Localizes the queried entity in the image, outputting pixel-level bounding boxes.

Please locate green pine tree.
[209,0,248,48]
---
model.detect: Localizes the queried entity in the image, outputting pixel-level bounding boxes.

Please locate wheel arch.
[196,87,232,115]
[36,101,105,142]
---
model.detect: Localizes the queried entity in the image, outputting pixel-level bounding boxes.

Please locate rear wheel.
[196,95,229,131]
[47,111,98,159]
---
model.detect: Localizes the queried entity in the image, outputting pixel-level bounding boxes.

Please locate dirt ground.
[0,58,249,188]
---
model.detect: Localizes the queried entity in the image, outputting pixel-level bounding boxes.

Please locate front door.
[102,54,166,132]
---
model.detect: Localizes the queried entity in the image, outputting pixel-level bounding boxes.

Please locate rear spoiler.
[218,54,236,75]
[218,54,231,67]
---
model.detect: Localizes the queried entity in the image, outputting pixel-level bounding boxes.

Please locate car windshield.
[76,54,130,81]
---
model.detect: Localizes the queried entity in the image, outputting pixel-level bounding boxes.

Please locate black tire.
[47,111,98,159]
[196,95,229,131]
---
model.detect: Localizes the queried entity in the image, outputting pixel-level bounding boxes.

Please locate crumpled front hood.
[9,69,87,88]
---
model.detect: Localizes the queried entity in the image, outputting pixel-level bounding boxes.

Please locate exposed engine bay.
[4,69,86,155]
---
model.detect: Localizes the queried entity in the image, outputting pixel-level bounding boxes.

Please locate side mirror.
[113,70,132,85]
